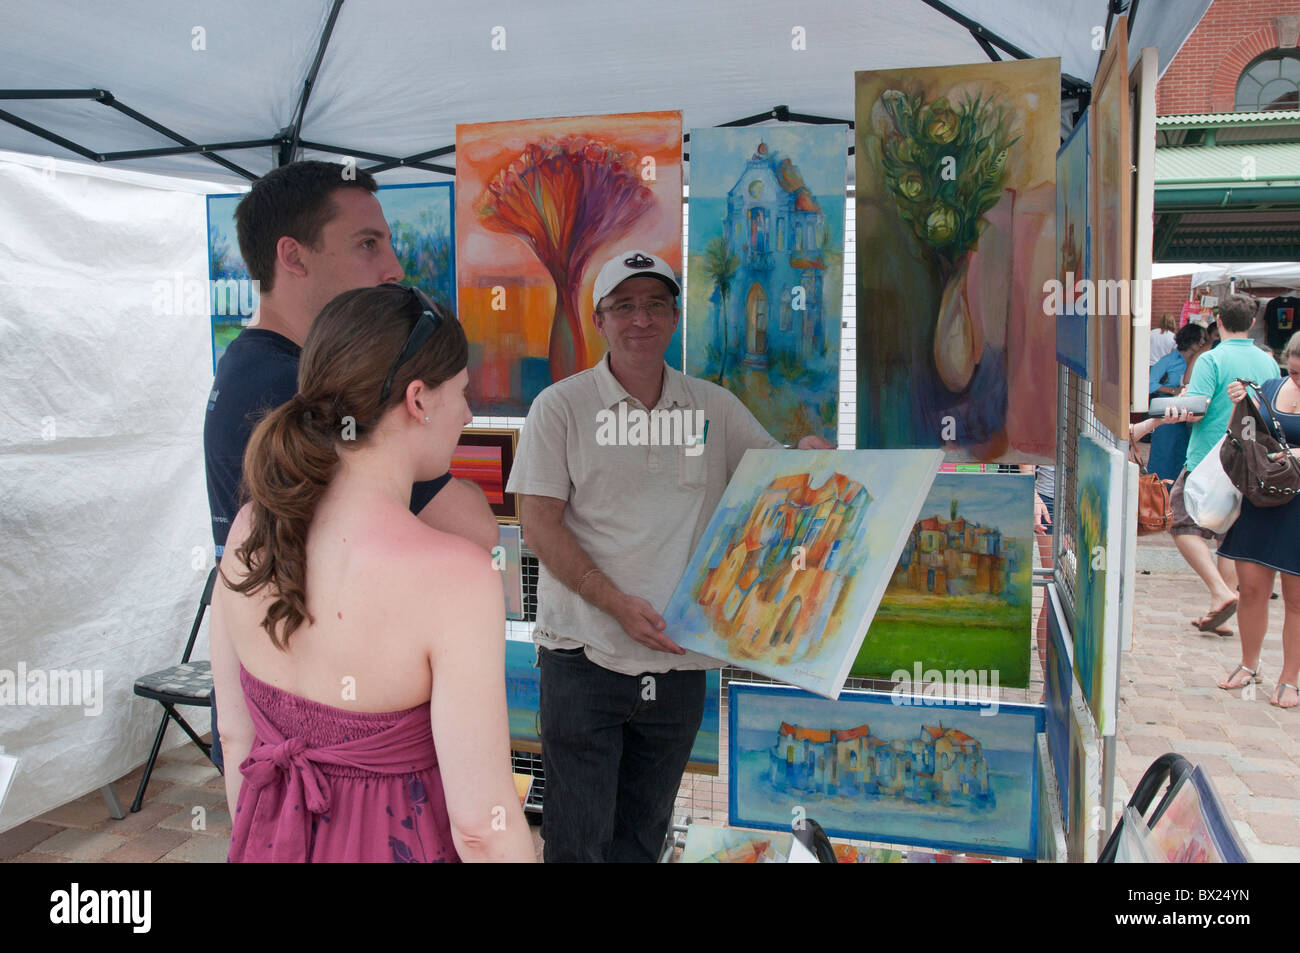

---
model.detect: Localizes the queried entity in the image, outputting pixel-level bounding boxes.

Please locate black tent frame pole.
[918,0,1091,98]
[362,144,456,176]
[916,0,1033,58]
[0,106,100,162]
[0,88,260,180]
[281,0,346,167]
[303,140,455,176]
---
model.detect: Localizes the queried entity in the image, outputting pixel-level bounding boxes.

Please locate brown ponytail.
[223,284,468,649]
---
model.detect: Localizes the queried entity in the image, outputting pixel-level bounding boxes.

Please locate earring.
[423,416,429,423]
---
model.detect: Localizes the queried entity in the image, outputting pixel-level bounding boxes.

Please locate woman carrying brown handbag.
[1215,332,1300,709]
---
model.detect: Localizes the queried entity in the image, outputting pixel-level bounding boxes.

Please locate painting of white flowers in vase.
[855,59,1059,465]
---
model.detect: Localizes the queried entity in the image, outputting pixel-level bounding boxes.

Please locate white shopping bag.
[1184,436,1242,534]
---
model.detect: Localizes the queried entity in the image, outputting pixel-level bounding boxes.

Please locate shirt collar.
[593,354,690,410]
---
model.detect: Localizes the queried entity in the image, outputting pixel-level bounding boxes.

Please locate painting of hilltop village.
[685,127,846,444]
[729,682,1042,858]
[849,472,1033,687]
[662,448,942,698]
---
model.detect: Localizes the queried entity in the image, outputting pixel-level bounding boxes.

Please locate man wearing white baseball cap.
[507,249,832,862]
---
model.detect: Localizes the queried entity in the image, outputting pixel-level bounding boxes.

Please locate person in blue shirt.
[1166,294,1281,637]
[1147,323,1208,484]
[1149,323,1207,400]
[203,161,498,771]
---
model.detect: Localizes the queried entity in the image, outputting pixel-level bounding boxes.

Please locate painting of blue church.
[686,127,847,444]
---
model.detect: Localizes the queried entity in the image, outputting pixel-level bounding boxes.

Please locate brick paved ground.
[3,529,1295,863]
[1116,530,1300,861]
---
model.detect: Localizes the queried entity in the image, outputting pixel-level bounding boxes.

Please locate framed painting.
[685,126,847,444]
[1088,18,1131,437]
[1074,433,1123,736]
[728,682,1044,859]
[377,182,456,312]
[205,182,456,372]
[1036,733,1068,862]
[678,825,791,863]
[1129,46,1158,413]
[1056,111,1089,377]
[503,639,720,774]
[206,193,256,372]
[1044,581,1073,823]
[854,58,1059,465]
[1067,694,1101,863]
[456,111,683,415]
[504,638,541,749]
[1121,459,1139,652]
[496,524,524,620]
[848,472,1034,688]
[452,428,518,523]
[0,750,16,814]
[663,448,943,699]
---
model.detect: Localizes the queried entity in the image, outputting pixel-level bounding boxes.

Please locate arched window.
[1235,52,1300,112]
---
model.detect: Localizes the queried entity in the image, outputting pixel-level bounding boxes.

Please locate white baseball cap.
[591,250,681,309]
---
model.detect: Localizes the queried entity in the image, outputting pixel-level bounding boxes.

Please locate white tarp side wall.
[0,153,215,832]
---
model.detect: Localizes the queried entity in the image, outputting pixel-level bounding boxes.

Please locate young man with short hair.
[203,160,496,770]
[1168,293,1281,636]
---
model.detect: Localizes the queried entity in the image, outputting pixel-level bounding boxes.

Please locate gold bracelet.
[577,568,601,600]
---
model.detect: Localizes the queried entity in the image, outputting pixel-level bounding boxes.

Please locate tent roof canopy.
[0,0,1209,187]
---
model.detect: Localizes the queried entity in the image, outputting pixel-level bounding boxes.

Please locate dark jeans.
[538,647,704,863]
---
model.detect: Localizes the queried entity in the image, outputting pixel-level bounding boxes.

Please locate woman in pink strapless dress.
[210,283,535,863]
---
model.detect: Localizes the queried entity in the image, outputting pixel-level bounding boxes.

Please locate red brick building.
[1150,0,1300,324]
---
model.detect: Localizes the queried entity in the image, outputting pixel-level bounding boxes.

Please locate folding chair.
[129,567,220,812]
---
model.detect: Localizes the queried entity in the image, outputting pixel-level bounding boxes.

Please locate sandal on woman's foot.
[1271,682,1299,709]
[1218,664,1260,691]
[1197,597,1239,632]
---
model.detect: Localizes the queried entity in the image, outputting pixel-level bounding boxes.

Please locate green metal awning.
[1153,111,1300,262]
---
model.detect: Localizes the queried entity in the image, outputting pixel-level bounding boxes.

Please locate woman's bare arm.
[426,538,535,862]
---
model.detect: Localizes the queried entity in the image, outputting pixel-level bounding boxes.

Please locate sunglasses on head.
[378,283,447,403]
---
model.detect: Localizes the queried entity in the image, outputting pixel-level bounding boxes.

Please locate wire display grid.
[1050,363,1129,843]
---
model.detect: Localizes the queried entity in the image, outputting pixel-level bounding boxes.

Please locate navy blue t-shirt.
[203,327,450,557]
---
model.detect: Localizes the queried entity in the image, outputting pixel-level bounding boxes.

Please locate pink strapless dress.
[228,666,460,863]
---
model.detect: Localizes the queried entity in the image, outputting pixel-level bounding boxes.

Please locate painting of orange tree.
[456,111,682,415]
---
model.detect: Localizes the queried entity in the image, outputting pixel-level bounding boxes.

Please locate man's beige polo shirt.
[506,355,782,675]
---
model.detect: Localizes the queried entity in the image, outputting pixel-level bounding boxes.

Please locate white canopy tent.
[1189,262,1300,291]
[0,0,1209,186]
[0,1,1211,833]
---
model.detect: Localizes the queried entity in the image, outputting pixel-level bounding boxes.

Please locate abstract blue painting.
[729,681,1043,858]
[504,639,720,774]
[1056,111,1089,376]
[1044,582,1073,825]
[1074,433,1123,736]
